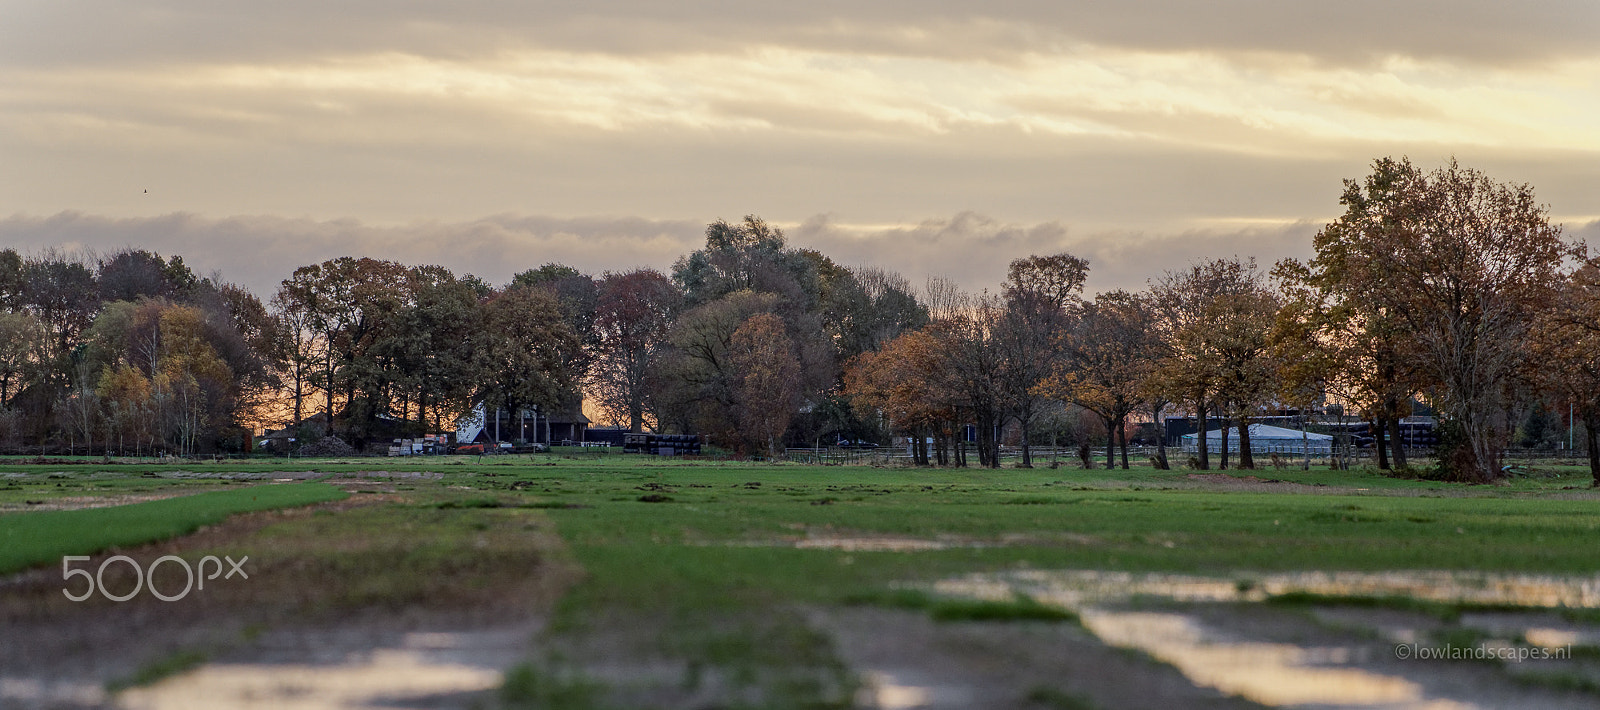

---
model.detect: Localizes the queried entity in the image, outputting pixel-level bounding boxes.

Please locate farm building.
[456,402,590,446]
[1180,423,1333,456]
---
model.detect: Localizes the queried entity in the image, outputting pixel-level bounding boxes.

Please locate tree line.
[0,215,930,459]
[848,157,1592,484]
[0,157,1593,483]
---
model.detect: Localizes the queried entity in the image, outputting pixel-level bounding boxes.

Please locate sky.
[2,1,1597,296]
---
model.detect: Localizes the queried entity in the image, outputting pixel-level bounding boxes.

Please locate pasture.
[2,455,1598,709]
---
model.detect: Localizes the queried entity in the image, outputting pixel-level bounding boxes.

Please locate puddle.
[857,671,934,709]
[1080,610,1464,708]
[719,531,1094,552]
[937,569,1600,609]
[117,629,525,710]
[798,538,961,552]
[0,678,107,706]
[853,669,976,710]
[933,570,1600,709]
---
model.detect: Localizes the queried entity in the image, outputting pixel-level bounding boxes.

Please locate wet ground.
[6,469,1600,709]
[0,479,575,710]
[924,569,1600,709]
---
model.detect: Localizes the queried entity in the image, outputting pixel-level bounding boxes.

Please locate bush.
[296,435,357,458]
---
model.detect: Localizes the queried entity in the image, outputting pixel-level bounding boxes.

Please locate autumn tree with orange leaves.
[843,328,952,466]
[1038,290,1160,470]
[1531,261,1600,486]
[728,313,801,456]
[1294,157,1578,481]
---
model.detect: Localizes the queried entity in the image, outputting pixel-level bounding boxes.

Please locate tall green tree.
[478,285,579,438]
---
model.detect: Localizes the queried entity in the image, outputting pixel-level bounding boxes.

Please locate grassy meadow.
[3,454,1599,708]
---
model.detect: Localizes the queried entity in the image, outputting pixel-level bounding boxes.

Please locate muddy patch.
[0,492,199,512]
[718,530,1098,552]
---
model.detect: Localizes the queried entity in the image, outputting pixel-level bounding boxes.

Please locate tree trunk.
[1375,415,1389,470]
[1104,414,1116,470]
[1196,400,1210,470]
[1153,403,1169,470]
[1118,419,1130,469]
[1236,415,1253,469]
[1388,416,1408,469]
[1019,417,1033,468]
[1584,411,1599,487]
[324,351,335,425]
[978,415,1000,469]
[1462,409,1502,483]
[1219,413,1230,470]
[292,370,303,427]
[1301,412,1310,470]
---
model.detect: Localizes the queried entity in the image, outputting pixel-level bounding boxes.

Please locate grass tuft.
[434,497,503,509]
[106,649,208,693]
[499,662,607,709]
[1025,685,1099,709]
[928,595,1080,623]
[843,587,1076,623]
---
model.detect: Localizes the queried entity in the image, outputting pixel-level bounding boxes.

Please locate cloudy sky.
[2,1,1597,296]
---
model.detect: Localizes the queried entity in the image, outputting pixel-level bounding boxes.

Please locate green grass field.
[4,456,1599,708]
[0,481,347,574]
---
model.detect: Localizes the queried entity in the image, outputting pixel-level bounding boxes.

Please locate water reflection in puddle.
[0,678,106,706]
[1080,610,1465,709]
[934,570,1600,710]
[938,570,1600,609]
[118,631,514,710]
[857,671,934,709]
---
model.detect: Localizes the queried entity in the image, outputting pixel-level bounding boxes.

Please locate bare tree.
[998,253,1089,467]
